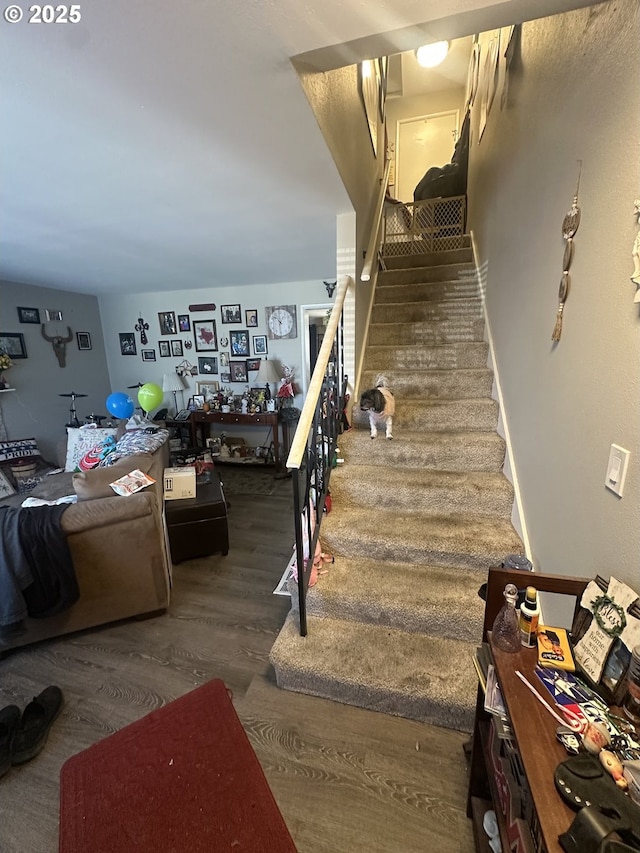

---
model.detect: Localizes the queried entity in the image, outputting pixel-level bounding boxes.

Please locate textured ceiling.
[0,0,603,295]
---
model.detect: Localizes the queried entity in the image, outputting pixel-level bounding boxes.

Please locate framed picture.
[171,339,183,357]
[119,332,136,356]
[253,335,267,355]
[246,358,261,372]
[220,352,229,368]
[230,330,250,357]
[192,394,205,410]
[220,372,231,383]
[76,332,92,351]
[17,307,40,324]
[198,356,218,375]
[158,311,177,335]
[193,319,218,351]
[245,309,258,328]
[221,304,241,324]
[178,314,190,332]
[142,349,156,361]
[196,381,219,400]
[229,360,248,382]
[45,309,63,322]
[158,340,171,357]
[358,59,379,157]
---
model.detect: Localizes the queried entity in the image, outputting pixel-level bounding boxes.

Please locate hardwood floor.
[0,478,475,852]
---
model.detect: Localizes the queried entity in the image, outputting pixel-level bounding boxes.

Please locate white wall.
[467,1,640,594]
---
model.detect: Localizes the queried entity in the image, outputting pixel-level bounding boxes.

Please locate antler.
[41,325,72,343]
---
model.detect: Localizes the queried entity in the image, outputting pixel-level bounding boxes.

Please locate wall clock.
[266,305,297,339]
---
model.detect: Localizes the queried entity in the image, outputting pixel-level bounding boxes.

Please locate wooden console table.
[467,567,591,853]
[190,410,283,471]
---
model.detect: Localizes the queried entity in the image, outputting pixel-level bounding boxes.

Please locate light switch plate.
[605,444,630,497]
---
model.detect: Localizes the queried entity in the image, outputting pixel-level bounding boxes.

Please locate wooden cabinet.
[467,567,590,853]
[190,410,283,471]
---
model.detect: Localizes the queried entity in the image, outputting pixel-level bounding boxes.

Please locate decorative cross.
[135,316,149,345]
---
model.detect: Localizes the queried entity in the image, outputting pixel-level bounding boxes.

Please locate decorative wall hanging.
[76,332,92,351]
[135,316,149,345]
[552,162,582,342]
[178,314,190,332]
[221,305,241,324]
[158,341,170,357]
[358,59,379,158]
[324,280,337,298]
[175,359,197,377]
[17,307,40,324]
[41,325,73,367]
[194,320,218,351]
[119,332,137,356]
[0,333,27,359]
[184,340,193,349]
[158,311,177,336]
[188,303,216,312]
[631,199,640,302]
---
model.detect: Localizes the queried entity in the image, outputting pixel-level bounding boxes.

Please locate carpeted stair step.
[372,298,483,324]
[365,342,489,371]
[378,263,475,286]
[329,465,514,517]
[360,368,493,399]
[382,246,472,269]
[375,279,479,304]
[351,397,498,431]
[320,507,522,570]
[368,318,485,345]
[269,612,478,732]
[289,558,485,641]
[336,428,506,472]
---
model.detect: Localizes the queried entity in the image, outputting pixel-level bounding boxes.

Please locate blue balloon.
[106,392,135,419]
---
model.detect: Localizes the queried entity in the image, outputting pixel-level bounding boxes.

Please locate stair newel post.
[292,462,308,637]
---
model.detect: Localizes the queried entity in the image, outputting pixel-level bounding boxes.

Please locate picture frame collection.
[116,302,277,385]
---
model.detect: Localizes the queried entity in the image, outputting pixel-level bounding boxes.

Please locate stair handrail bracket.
[287,274,351,637]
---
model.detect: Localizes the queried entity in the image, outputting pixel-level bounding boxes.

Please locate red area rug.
[59,679,297,852]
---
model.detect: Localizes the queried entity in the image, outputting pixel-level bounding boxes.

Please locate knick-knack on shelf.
[492,583,521,653]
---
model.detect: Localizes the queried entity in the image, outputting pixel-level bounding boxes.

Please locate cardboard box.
[163,466,196,500]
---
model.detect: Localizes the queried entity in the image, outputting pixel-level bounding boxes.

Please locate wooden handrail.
[286,274,352,470]
[361,160,391,282]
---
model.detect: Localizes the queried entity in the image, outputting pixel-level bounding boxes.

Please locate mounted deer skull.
[41,325,73,367]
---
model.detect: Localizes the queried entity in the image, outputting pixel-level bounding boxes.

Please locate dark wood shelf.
[468,796,495,853]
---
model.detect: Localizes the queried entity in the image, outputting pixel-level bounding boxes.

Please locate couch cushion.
[73,454,155,501]
[65,428,118,472]
[31,472,76,501]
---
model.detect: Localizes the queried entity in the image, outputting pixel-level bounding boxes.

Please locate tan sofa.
[0,432,172,654]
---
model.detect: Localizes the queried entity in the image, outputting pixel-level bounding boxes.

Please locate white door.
[396,111,459,203]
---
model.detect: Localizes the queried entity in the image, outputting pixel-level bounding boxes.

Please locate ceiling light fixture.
[415,41,449,68]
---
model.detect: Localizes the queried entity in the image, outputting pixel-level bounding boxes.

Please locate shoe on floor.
[11,686,63,766]
[0,705,21,778]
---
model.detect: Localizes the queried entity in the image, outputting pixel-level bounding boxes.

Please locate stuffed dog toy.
[359,375,395,439]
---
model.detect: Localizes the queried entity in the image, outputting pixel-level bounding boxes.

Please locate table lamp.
[163,372,186,414]
[255,359,280,411]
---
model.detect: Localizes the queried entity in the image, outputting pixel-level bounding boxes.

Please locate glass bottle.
[492,583,521,653]
[623,645,640,724]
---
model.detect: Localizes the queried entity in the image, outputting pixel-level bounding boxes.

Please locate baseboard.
[469,229,533,564]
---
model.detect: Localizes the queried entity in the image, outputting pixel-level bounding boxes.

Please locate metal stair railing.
[286,274,351,636]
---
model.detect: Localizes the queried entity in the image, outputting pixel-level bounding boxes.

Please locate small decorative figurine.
[599,749,628,789]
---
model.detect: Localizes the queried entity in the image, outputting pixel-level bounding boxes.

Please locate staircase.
[270,244,523,733]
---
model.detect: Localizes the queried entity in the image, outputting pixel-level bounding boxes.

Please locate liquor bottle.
[492,583,521,653]
[519,586,540,648]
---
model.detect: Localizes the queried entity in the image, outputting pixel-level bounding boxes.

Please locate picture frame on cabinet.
[158,341,171,357]
[76,332,92,351]
[196,381,219,400]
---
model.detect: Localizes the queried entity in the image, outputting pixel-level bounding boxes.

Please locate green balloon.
[138,382,163,412]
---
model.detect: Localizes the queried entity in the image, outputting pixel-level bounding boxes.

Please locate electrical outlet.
[605,444,630,497]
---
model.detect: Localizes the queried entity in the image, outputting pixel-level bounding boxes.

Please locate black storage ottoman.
[165,475,229,563]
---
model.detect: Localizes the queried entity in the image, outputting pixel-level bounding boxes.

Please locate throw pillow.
[65,428,117,473]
